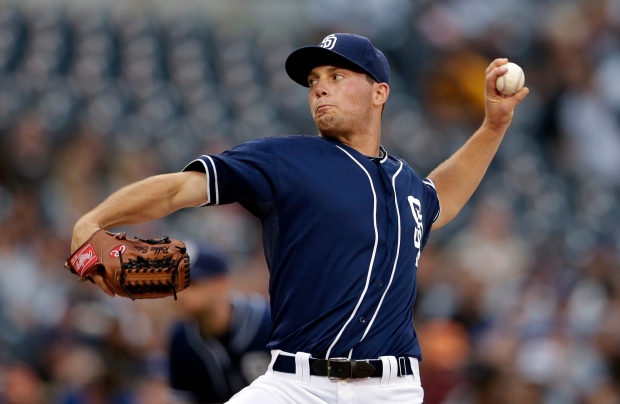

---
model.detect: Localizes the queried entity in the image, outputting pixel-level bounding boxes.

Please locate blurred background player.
[167,242,271,404]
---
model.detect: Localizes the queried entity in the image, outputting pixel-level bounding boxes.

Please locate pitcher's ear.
[374,82,389,107]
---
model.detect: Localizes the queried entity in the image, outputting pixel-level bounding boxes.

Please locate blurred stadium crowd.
[0,0,619,403]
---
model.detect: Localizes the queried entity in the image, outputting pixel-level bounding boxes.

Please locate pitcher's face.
[307,65,376,138]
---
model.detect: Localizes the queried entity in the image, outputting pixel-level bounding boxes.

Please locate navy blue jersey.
[183,135,439,361]
[168,292,271,404]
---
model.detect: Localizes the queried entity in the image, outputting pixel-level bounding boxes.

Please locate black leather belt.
[272,354,414,380]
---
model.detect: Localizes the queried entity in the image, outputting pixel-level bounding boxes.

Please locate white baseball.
[495,62,525,95]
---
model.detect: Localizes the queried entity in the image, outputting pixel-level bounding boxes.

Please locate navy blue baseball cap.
[285,33,390,87]
[185,241,229,280]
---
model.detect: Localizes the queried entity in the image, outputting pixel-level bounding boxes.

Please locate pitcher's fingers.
[512,86,530,104]
[486,58,508,75]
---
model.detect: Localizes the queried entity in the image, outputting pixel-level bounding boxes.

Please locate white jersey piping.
[204,155,220,205]
[354,159,404,351]
[325,145,380,359]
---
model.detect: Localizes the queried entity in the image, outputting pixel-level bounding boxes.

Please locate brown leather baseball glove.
[65,229,190,300]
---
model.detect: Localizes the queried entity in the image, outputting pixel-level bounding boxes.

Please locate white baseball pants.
[226,350,424,404]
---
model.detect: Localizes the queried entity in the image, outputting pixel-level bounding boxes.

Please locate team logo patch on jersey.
[109,245,126,258]
[70,243,99,276]
[320,34,337,50]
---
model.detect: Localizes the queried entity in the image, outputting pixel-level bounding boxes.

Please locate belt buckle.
[327,357,350,380]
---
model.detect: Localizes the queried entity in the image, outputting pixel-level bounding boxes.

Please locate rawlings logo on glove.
[65,230,191,300]
[71,244,99,276]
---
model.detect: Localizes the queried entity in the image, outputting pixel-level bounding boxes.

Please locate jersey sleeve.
[182,138,277,217]
[420,177,441,250]
[422,178,441,224]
